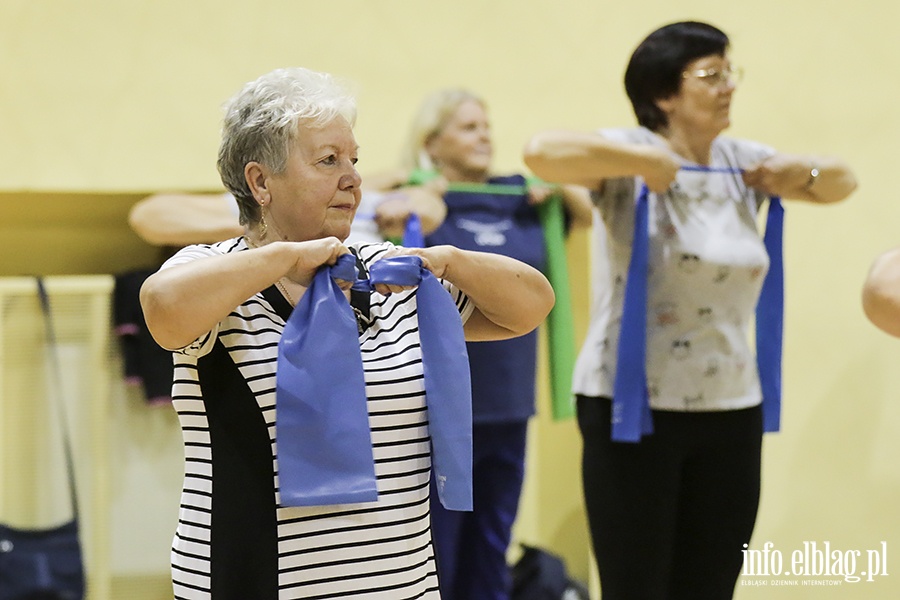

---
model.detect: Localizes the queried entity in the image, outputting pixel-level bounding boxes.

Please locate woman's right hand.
[374,178,449,238]
[282,237,354,289]
[638,145,680,194]
[374,194,413,239]
[142,236,353,351]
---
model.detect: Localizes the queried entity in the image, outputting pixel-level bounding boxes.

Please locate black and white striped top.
[161,237,472,599]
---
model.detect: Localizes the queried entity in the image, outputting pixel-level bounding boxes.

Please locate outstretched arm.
[523,129,680,194]
[742,154,857,203]
[140,238,350,349]
[128,192,244,246]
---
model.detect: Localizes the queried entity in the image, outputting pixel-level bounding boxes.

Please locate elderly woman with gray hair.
[140,67,554,600]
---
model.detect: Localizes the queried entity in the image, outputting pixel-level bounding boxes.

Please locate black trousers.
[577,396,763,600]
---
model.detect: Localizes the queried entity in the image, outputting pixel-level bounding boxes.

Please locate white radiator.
[0,275,114,600]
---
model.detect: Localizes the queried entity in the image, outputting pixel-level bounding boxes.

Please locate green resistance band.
[404,170,577,420]
[527,176,576,420]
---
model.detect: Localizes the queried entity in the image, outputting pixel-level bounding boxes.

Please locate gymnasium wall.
[1,1,897,597]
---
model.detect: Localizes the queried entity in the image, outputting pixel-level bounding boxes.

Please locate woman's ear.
[245,162,270,204]
[655,95,675,115]
[423,135,441,168]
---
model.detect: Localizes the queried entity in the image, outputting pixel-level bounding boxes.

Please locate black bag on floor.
[0,279,86,600]
[0,521,84,600]
[511,544,590,600]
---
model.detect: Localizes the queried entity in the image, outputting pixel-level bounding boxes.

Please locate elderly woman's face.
[659,53,736,136]
[265,117,361,242]
[426,99,493,181]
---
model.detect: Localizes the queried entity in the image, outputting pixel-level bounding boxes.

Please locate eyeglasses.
[682,65,743,87]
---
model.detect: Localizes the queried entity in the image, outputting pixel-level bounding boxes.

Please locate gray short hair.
[217,67,357,226]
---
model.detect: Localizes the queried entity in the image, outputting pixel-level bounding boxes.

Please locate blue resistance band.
[613,166,784,442]
[351,209,424,246]
[276,253,473,510]
[402,212,425,247]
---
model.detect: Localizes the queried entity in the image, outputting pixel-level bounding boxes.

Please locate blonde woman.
[371,88,592,600]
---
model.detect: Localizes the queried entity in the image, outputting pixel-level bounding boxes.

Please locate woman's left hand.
[400,245,455,278]
[368,246,449,296]
[742,154,812,198]
[397,244,554,341]
[744,153,857,203]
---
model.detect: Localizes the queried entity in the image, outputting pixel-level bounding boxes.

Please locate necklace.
[275,279,296,306]
[245,235,296,307]
[245,236,367,324]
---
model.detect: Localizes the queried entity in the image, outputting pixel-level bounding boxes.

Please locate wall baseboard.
[110,573,173,600]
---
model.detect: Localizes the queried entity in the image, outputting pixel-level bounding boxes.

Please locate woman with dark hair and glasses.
[524,21,856,599]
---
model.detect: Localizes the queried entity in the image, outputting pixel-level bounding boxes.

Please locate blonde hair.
[401,88,486,172]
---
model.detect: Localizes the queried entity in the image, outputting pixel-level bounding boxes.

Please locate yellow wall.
[2,0,899,597]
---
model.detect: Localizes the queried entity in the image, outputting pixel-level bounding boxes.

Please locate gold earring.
[258,205,268,239]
